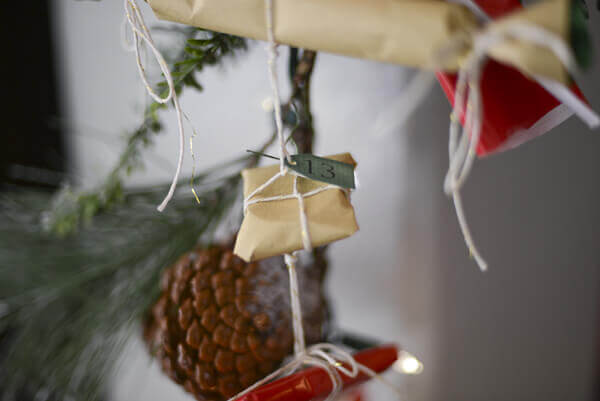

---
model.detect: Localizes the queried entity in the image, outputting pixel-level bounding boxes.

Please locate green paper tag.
[286,154,356,189]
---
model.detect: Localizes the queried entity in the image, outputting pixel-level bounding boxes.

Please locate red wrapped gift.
[234,345,399,401]
[436,0,597,156]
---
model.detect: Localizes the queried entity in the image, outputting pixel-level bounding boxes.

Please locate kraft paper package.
[233,153,358,262]
[148,0,571,83]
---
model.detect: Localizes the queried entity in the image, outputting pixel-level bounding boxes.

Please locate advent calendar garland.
[1,0,598,400]
[126,0,600,398]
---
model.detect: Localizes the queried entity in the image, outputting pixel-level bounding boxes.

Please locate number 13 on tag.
[286,154,355,189]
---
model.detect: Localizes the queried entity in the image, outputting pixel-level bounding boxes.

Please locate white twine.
[245,182,337,208]
[284,253,307,356]
[265,0,292,174]
[227,1,402,400]
[292,175,313,251]
[123,0,185,212]
[242,171,338,252]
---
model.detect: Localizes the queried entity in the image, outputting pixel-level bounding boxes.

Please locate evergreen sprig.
[47,28,247,236]
[0,160,246,401]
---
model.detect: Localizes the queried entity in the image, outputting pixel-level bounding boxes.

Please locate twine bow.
[441,21,599,271]
[374,3,600,271]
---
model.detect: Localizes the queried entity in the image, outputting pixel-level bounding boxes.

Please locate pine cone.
[144,244,329,401]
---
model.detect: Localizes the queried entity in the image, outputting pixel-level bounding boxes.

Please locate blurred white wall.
[52,1,600,400]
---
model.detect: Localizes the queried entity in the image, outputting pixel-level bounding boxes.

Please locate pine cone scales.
[144,245,328,401]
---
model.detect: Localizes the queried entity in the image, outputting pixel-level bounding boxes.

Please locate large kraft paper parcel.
[234,153,358,262]
[149,0,571,84]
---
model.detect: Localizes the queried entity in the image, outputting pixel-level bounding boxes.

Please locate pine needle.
[0,161,244,401]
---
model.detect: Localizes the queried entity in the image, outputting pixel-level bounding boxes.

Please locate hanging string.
[284,253,307,356]
[265,0,292,173]
[123,0,185,212]
[228,1,404,400]
[293,175,313,252]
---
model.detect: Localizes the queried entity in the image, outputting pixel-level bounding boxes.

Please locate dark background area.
[0,2,65,398]
[1,1,66,191]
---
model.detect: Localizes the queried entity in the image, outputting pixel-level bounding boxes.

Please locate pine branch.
[0,159,247,401]
[0,41,319,401]
[47,29,247,236]
[288,50,317,154]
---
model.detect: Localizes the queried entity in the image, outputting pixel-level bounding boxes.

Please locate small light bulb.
[261,97,274,112]
[394,350,423,375]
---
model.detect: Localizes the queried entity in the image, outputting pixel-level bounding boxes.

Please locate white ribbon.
[123,0,185,212]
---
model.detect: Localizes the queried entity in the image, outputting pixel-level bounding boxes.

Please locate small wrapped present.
[233,345,398,401]
[234,153,358,262]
